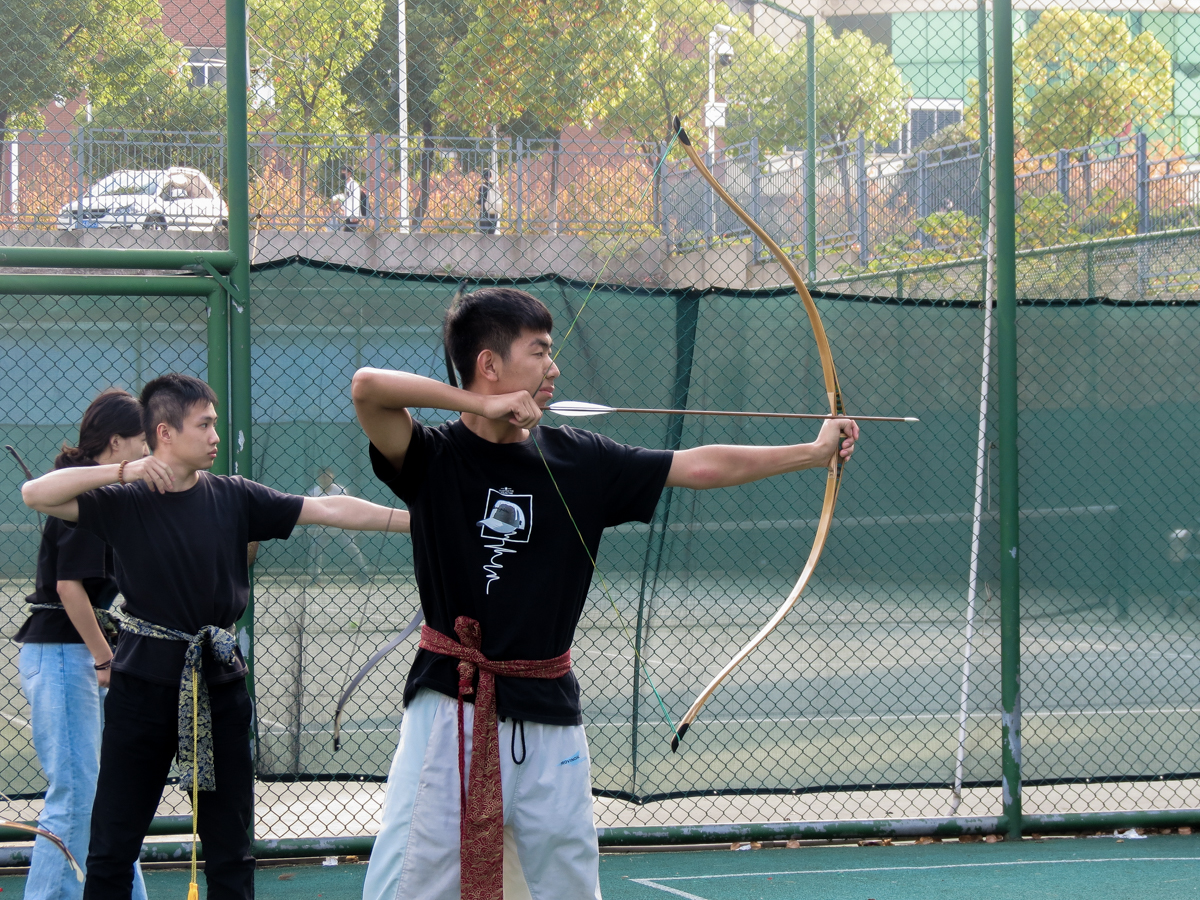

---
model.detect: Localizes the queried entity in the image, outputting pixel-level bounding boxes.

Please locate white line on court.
[306,703,1200,735]
[630,880,709,900]
[595,705,1200,729]
[629,856,1200,897]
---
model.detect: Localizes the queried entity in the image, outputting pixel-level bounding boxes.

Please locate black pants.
[84,672,255,900]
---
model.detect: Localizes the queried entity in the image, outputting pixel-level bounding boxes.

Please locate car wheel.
[143,215,167,232]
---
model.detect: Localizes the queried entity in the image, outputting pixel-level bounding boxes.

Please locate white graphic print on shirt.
[477,488,533,593]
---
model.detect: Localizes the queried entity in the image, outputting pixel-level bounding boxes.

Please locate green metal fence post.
[207,287,230,477]
[993,0,1022,843]
[978,0,990,290]
[805,17,817,280]
[227,0,257,764]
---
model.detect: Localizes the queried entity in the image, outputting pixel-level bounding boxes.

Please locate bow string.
[529,129,686,741]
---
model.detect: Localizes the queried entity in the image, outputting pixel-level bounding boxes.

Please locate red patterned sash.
[419,617,572,900]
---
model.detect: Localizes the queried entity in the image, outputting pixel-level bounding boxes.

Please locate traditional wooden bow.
[0,819,85,881]
[669,117,847,751]
[331,607,423,750]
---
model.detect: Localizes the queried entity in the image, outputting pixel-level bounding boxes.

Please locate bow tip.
[671,723,690,753]
[673,117,691,146]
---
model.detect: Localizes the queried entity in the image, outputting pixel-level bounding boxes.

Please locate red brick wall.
[161,0,226,47]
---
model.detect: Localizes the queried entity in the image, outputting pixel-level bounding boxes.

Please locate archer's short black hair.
[140,373,218,450]
[443,288,553,388]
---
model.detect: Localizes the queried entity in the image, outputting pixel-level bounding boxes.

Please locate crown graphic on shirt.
[498,487,514,495]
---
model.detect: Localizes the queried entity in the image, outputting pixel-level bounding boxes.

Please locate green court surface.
[3,834,1200,899]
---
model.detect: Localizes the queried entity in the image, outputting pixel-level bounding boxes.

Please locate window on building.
[188,48,226,88]
[826,14,892,55]
[877,99,964,155]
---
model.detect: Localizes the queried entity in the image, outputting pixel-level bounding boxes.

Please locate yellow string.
[531,434,677,737]
[530,129,683,739]
[188,668,199,900]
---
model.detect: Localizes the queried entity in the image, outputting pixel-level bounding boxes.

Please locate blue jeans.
[18,643,147,900]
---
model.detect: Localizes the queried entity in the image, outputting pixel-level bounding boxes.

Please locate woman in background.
[13,389,149,900]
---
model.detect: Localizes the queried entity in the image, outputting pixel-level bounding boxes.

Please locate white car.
[57,168,228,232]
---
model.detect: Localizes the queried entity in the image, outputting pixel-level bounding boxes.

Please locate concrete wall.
[0,228,799,292]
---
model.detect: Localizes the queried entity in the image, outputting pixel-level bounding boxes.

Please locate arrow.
[547,401,918,423]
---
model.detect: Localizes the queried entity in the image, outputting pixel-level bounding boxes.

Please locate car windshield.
[87,172,163,197]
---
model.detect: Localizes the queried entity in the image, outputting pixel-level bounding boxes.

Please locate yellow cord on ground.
[188,668,199,900]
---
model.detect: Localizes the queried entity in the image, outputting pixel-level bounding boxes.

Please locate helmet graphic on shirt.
[478,498,525,534]
[477,489,533,544]
[477,489,533,592]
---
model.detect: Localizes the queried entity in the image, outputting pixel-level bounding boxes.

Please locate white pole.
[707,30,717,245]
[9,139,17,220]
[950,138,997,816]
[396,0,410,232]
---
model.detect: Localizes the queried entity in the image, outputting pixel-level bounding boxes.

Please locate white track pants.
[362,688,602,900]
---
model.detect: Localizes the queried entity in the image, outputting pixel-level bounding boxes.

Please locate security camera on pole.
[706,24,734,246]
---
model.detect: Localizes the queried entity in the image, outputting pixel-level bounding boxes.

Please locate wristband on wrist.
[117,460,128,485]
[94,659,112,671]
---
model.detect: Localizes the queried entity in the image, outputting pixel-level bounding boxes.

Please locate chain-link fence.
[3,0,1200,848]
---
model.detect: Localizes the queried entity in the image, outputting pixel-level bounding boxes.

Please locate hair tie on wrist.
[117,460,128,485]
[94,659,112,671]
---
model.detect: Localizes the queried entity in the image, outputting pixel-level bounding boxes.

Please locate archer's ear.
[475,348,501,383]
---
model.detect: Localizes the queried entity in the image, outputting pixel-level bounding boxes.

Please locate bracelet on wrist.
[94,659,112,671]
[117,460,129,485]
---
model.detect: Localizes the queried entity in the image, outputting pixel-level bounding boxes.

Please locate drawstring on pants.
[510,719,526,765]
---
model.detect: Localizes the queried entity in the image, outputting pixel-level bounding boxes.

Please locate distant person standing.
[334,166,366,232]
[477,168,502,234]
[306,467,370,582]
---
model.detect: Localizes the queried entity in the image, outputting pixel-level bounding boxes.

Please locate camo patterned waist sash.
[114,610,238,792]
[27,602,119,642]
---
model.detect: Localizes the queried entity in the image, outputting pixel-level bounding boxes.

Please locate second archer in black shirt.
[23,373,411,900]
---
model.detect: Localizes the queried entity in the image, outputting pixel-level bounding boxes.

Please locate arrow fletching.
[547,401,614,417]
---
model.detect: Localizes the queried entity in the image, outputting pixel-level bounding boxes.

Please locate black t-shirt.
[371,419,672,725]
[12,515,119,644]
[74,473,303,685]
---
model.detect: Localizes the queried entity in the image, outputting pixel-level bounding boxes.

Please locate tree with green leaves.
[812,27,909,151]
[432,0,641,230]
[601,0,738,150]
[809,25,908,233]
[600,10,907,236]
[0,0,165,138]
[1014,9,1172,155]
[342,0,475,228]
[83,25,227,135]
[250,0,385,216]
[252,0,384,134]
[79,34,227,185]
